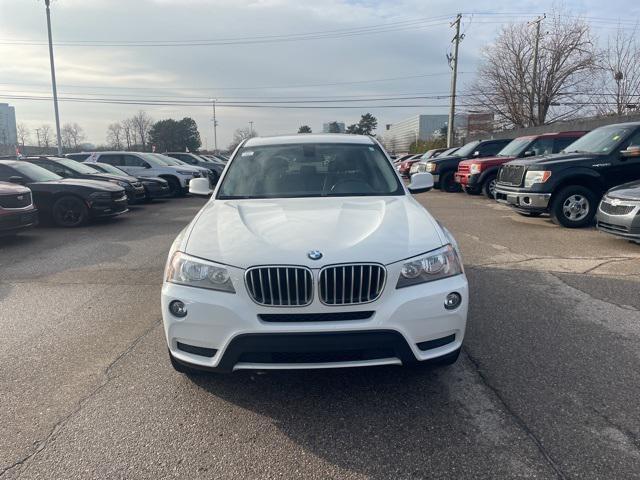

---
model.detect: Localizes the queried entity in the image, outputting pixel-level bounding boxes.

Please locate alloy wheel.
[562,194,590,221]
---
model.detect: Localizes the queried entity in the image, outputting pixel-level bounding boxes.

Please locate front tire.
[462,185,480,195]
[164,177,182,198]
[482,175,498,199]
[440,171,462,193]
[52,196,88,227]
[550,185,597,228]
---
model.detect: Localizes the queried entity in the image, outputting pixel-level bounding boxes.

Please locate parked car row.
[408,121,640,244]
[0,151,224,235]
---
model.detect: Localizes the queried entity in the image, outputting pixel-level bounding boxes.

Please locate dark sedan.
[0,181,38,235]
[0,161,128,227]
[85,162,171,201]
[21,156,146,204]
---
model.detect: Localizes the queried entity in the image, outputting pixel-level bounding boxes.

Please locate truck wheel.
[483,175,498,199]
[550,186,597,228]
[52,196,88,227]
[440,171,461,193]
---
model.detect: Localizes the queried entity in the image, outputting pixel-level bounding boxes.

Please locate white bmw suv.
[162,134,468,373]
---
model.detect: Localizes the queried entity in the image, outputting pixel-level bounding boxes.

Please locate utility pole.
[528,14,545,126]
[210,99,218,152]
[44,0,63,155]
[446,14,463,148]
[35,128,41,148]
[249,121,254,136]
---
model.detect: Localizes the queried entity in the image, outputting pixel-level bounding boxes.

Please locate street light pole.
[212,100,218,152]
[44,0,63,155]
[249,121,254,136]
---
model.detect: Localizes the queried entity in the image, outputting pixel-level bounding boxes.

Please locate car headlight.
[524,170,552,188]
[89,191,112,200]
[166,252,235,293]
[469,164,481,174]
[396,244,463,289]
[424,162,436,173]
[108,179,128,187]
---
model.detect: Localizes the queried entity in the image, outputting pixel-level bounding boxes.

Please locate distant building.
[322,121,345,133]
[0,103,17,146]
[383,114,470,152]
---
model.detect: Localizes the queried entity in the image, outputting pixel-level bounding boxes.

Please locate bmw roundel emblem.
[307,250,323,260]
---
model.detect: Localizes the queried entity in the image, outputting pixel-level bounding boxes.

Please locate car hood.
[139,176,168,184]
[33,179,125,191]
[429,154,463,164]
[0,181,30,194]
[607,181,640,201]
[92,173,138,183]
[184,196,445,269]
[506,152,599,167]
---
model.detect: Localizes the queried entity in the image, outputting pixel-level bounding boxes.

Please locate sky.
[0,0,637,150]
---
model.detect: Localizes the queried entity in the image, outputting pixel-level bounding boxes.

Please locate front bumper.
[495,186,551,212]
[596,201,640,241]
[144,182,171,199]
[125,185,147,204]
[162,269,468,372]
[89,195,129,218]
[0,208,38,233]
[455,172,479,187]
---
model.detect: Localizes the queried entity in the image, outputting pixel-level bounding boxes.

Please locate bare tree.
[122,118,134,150]
[594,24,640,116]
[61,123,85,150]
[40,125,52,149]
[468,12,597,127]
[131,111,153,151]
[106,122,123,149]
[228,126,257,152]
[17,123,30,147]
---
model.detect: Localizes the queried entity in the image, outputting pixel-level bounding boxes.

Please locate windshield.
[453,141,480,157]
[563,126,635,154]
[57,158,101,174]
[439,148,458,156]
[218,143,403,199]
[96,163,128,175]
[13,162,62,182]
[498,138,532,157]
[150,154,184,166]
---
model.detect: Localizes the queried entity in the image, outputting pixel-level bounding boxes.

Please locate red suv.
[455,131,586,198]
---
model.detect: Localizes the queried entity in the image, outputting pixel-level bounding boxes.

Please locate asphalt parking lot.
[1,192,639,479]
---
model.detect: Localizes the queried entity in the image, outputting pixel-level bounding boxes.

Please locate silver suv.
[85,151,201,197]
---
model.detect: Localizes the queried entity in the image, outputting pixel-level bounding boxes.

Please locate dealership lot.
[1,193,639,479]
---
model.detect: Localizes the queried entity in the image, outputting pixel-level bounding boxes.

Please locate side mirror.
[8,175,26,185]
[523,150,536,157]
[142,163,152,169]
[407,172,434,194]
[621,146,640,158]
[472,151,481,157]
[189,177,213,197]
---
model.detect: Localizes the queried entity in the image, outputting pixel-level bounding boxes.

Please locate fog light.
[169,300,187,317]
[444,292,462,310]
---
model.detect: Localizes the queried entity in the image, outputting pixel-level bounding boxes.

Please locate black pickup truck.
[419,138,511,192]
[495,122,640,228]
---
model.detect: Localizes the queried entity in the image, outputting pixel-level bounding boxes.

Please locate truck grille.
[599,200,636,216]
[245,266,313,306]
[457,164,470,173]
[319,264,386,305]
[0,192,32,209]
[499,164,526,186]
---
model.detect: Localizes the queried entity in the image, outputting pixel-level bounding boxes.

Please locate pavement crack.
[0,319,162,479]
[463,348,568,480]
[548,272,639,312]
